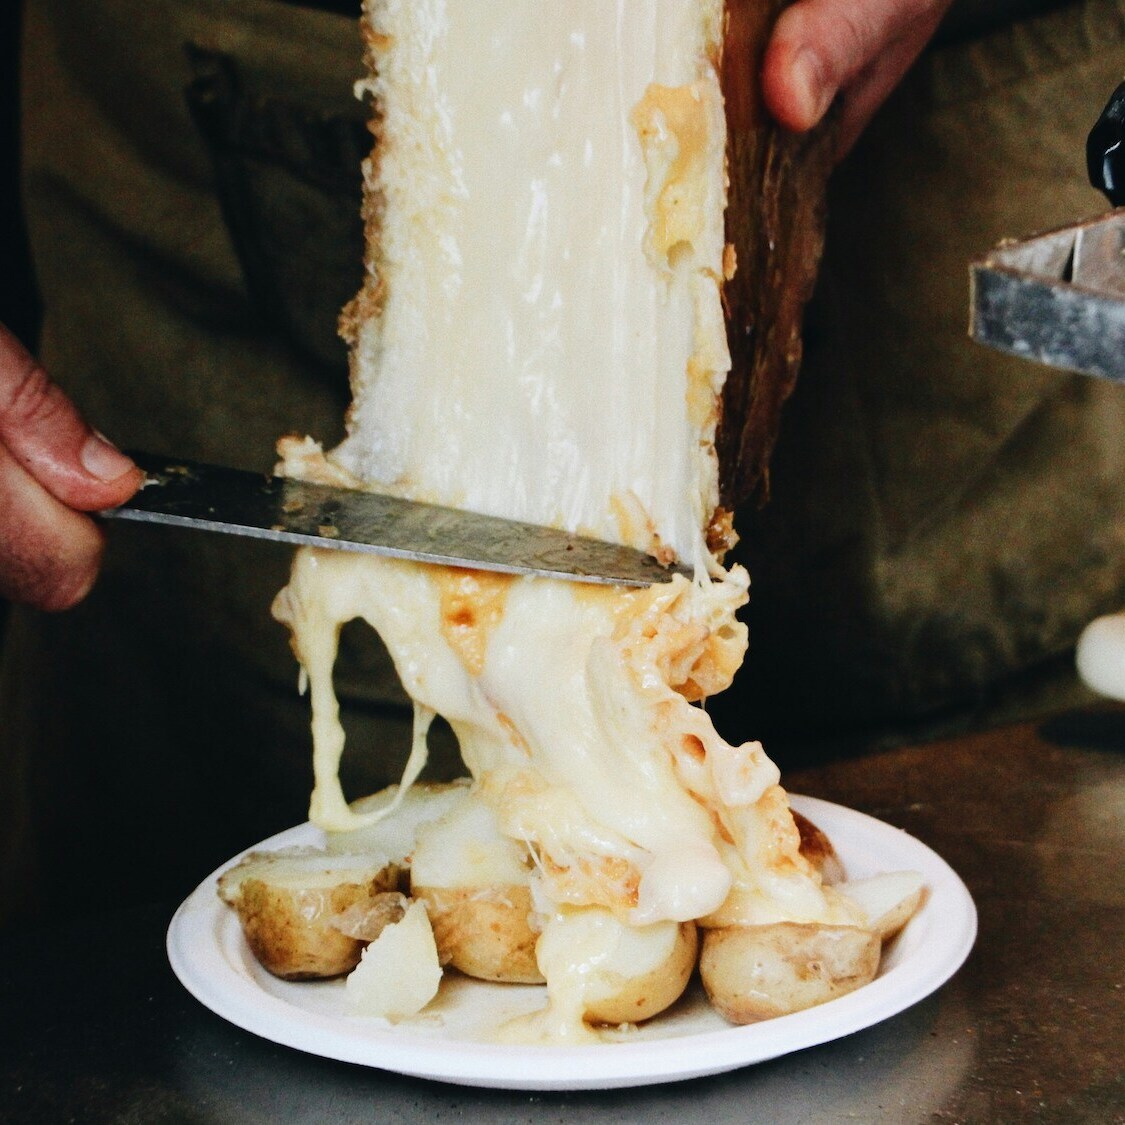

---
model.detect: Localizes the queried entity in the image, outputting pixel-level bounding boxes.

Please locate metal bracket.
[970,209,1125,381]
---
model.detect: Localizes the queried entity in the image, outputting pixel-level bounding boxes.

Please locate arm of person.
[763,0,955,157]
[0,323,142,611]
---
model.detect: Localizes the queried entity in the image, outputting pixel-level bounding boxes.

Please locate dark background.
[1,3,37,348]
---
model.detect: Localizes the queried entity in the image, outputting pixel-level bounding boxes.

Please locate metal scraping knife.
[100,452,688,587]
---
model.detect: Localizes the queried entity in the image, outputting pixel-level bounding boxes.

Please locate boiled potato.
[581,920,698,1026]
[345,900,444,1021]
[532,905,698,1027]
[414,884,542,983]
[218,848,401,980]
[410,792,541,983]
[699,922,880,1023]
[835,871,926,941]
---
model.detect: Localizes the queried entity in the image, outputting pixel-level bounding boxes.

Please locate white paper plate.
[167,795,975,1091]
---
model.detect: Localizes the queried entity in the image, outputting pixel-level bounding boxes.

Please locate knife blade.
[100,452,688,587]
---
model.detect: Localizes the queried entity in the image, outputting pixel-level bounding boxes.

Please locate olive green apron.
[3,0,1124,927]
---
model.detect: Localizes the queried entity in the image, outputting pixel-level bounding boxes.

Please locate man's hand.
[762,0,954,158]
[0,324,142,611]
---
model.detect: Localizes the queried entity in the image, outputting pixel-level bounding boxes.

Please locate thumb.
[0,323,142,511]
[0,443,108,611]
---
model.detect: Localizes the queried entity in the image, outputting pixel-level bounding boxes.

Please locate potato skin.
[230,875,399,981]
[413,884,544,984]
[700,922,880,1024]
[792,810,846,884]
[584,921,698,1026]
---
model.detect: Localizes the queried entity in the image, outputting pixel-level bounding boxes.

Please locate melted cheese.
[410,791,532,889]
[272,550,838,938]
[271,0,839,1040]
[335,0,729,571]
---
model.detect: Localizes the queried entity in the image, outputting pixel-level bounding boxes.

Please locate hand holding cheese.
[763,0,954,156]
[0,322,141,610]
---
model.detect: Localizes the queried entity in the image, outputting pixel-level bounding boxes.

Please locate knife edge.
[100,453,688,588]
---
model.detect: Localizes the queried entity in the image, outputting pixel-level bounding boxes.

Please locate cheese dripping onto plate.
[270,0,859,1037]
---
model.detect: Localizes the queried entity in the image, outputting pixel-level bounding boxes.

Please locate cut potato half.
[410,788,540,982]
[414,884,543,984]
[217,848,401,980]
[345,899,444,1020]
[582,921,699,1026]
[699,922,881,1024]
[535,906,699,1028]
[835,871,926,942]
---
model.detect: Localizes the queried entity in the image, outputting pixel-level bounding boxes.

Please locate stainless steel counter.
[1,707,1122,1122]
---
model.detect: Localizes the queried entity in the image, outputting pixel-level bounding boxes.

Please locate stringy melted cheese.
[272,550,843,935]
[271,0,846,1039]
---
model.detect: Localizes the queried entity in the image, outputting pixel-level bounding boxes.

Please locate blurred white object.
[1075,613,1125,701]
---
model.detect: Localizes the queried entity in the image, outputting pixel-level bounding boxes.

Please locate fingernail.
[80,432,135,481]
[791,48,831,127]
